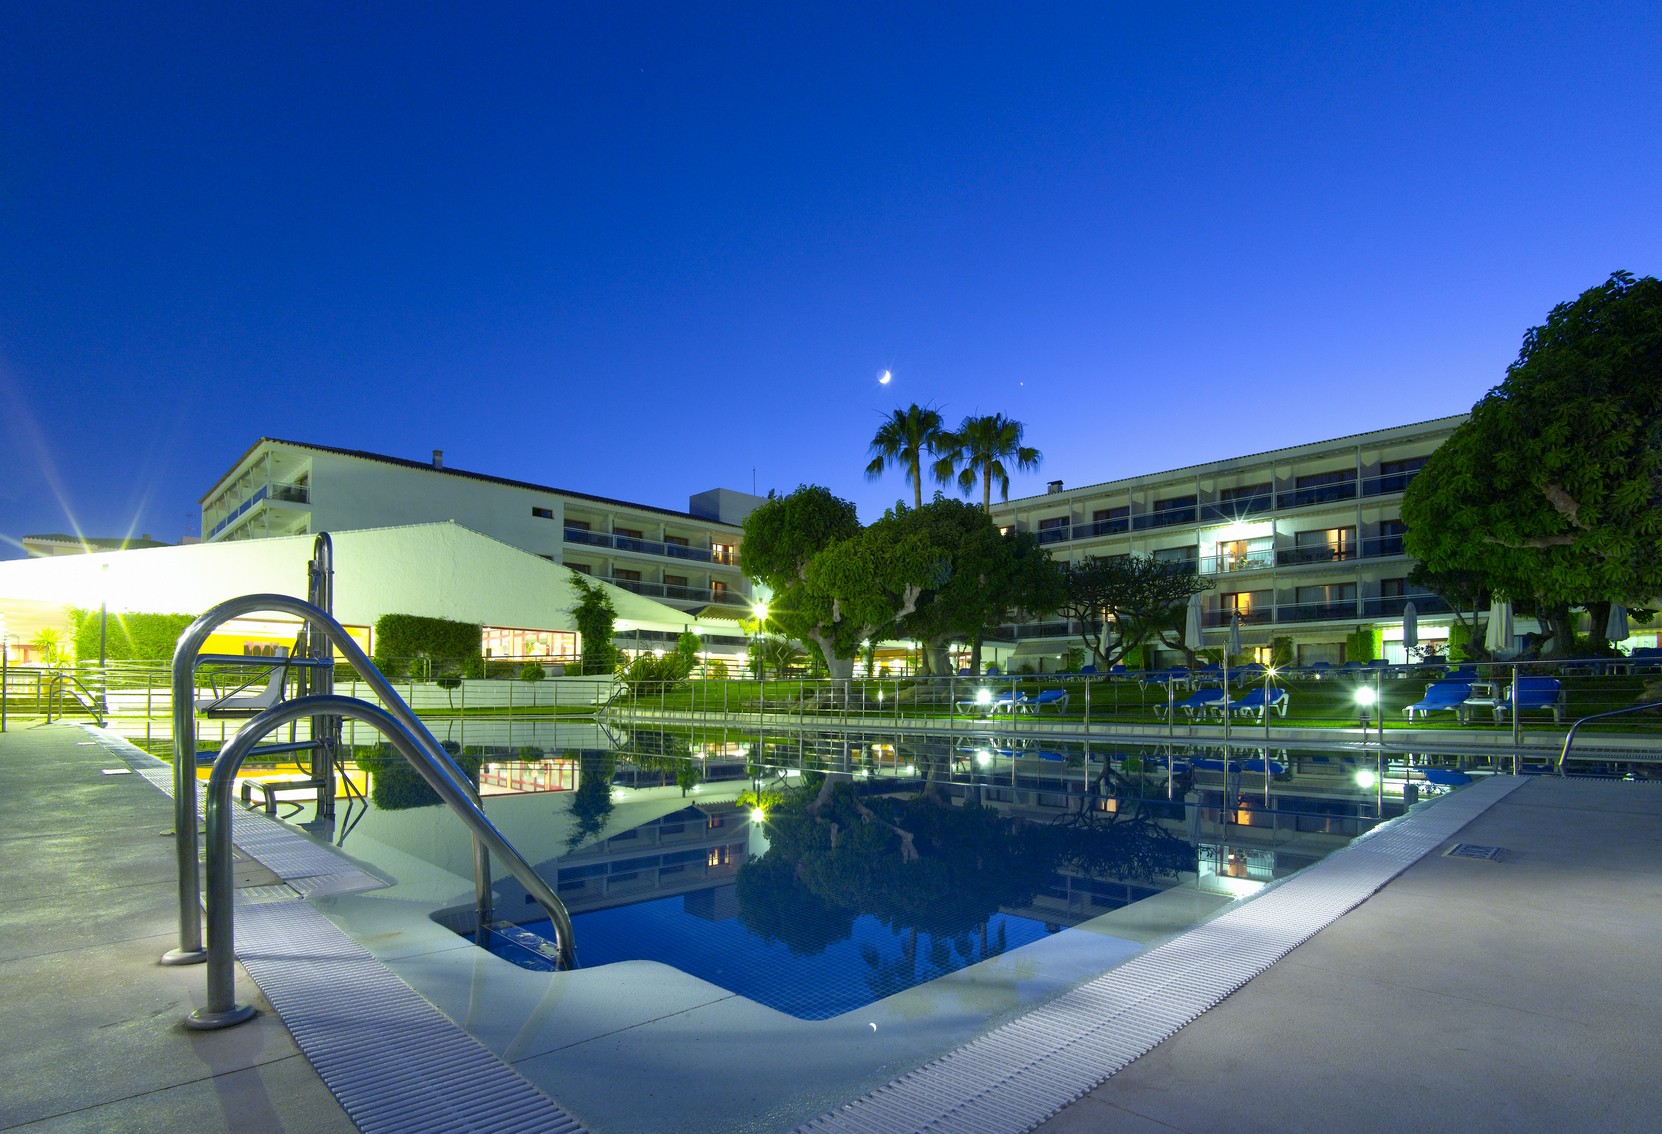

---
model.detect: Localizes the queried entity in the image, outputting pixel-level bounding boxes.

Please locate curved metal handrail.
[188,694,576,1028]
[167,593,576,971]
[1555,701,1662,774]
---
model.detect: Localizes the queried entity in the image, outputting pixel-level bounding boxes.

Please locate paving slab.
[0,723,354,1134]
[1035,777,1662,1134]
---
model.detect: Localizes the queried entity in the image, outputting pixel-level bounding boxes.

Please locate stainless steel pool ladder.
[165,590,578,1026]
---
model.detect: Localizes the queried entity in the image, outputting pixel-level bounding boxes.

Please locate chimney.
[432,450,444,468]
[1047,479,1064,494]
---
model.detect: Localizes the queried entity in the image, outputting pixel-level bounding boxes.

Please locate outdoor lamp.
[976,688,992,705]
[1355,685,1377,728]
[752,601,769,622]
[1355,767,1378,790]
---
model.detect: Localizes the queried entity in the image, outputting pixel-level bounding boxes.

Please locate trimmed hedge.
[71,608,197,662]
[372,613,482,678]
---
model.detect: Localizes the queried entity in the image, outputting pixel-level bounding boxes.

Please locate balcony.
[603,576,747,606]
[1202,608,1273,628]
[1132,507,1197,531]
[1361,468,1424,497]
[206,481,311,540]
[1199,548,1276,575]
[1361,534,1407,558]
[565,527,717,564]
[1274,600,1359,624]
[1199,494,1274,522]
[1276,544,1357,567]
[1362,593,1450,617]
[1276,481,1357,510]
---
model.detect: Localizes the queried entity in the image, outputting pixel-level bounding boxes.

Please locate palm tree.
[865,404,948,511]
[936,413,1042,511]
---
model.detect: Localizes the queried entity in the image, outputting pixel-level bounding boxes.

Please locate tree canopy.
[880,498,1062,672]
[934,413,1042,511]
[865,403,948,511]
[1055,554,1211,667]
[1402,271,1662,653]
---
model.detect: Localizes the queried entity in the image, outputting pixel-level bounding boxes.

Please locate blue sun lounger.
[1403,681,1472,721]
[1213,687,1289,721]
[1154,687,1227,720]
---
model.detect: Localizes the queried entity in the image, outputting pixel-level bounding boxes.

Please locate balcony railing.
[1276,481,1357,509]
[1198,548,1276,574]
[1362,593,1450,617]
[603,576,747,606]
[566,527,717,563]
[1277,544,1356,566]
[1199,494,1274,522]
[1273,600,1359,623]
[1361,534,1406,558]
[1132,507,1197,531]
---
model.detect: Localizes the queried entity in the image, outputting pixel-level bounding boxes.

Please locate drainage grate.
[798,774,1528,1134]
[1445,843,1504,861]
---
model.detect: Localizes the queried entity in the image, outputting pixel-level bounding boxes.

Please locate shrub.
[1270,636,1295,669]
[372,613,481,679]
[1344,626,1378,663]
[1062,646,1086,673]
[708,659,730,680]
[71,609,197,662]
[461,655,485,680]
[519,662,545,682]
[1448,621,1472,662]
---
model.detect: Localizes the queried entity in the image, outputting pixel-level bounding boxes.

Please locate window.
[1370,456,1429,494]
[1283,468,1358,507]
[664,574,688,589]
[1379,577,1408,598]
[711,542,735,566]
[1037,516,1069,544]
[532,507,554,520]
[1293,526,1355,563]
[711,580,728,598]
[615,527,642,540]
[566,562,591,574]
[613,569,641,582]
[1374,518,1407,556]
[1220,590,1271,622]
[1154,494,1196,513]
[565,519,590,531]
[1154,545,1198,563]
[664,535,689,547]
[1089,505,1130,536]
[1296,583,1357,604]
[1220,482,1272,502]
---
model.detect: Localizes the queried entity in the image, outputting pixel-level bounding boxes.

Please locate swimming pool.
[279,722,1460,1133]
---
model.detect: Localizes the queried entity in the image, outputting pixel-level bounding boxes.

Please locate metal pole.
[1,634,8,733]
[1510,660,1521,765]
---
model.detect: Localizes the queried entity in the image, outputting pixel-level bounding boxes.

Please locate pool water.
[494,888,1055,1019]
[305,725,1454,1031]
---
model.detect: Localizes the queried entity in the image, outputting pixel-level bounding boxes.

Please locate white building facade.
[200,440,760,616]
[988,416,1468,667]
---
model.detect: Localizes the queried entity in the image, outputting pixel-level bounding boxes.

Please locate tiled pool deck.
[3,721,1658,1133]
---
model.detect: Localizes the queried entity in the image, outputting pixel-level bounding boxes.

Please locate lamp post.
[751,599,769,706]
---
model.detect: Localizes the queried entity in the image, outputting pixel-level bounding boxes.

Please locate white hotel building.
[200,439,762,624]
[988,416,1468,668]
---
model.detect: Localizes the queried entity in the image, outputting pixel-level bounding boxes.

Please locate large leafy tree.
[1056,554,1211,668]
[934,413,1042,511]
[877,498,1063,673]
[1402,271,1662,654]
[866,403,948,511]
[742,485,937,677]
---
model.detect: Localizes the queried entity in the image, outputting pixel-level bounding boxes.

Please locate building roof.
[202,438,745,528]
[22,533,172,555]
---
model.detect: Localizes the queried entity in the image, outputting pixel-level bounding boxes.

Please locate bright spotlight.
[750,807,766,823]
[1354,686,1377,708]
[976,689,992,705]
[1355,768,1378,789]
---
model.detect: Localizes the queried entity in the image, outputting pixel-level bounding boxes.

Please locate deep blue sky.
[3,3,1658,557]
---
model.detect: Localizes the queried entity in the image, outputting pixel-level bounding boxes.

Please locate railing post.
[1510,660,1521,763]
